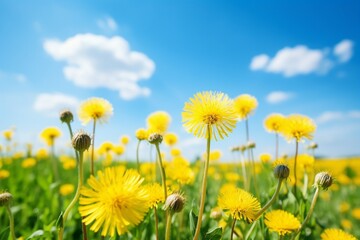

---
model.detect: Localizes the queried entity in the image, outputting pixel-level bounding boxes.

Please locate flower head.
[264,210,300,236]
[79,167,150,237]
[182,91,237,140]
[59,110,74,124]
[72,131,91,152]
[147,111,171,134]
[234,94,258,120]
[321,228,357,240]
[260,153,272,163]
[164,132,178,146]
[0,170,10,179]
[218,188,261,223]
[144,183,165,208]
[60,184,75,196]
[40,127,62,146]
[120,135,130,145]
[264,113,286,133]
[281,114,316,142]
[163,193,186,213]
[135,128,148,141]
[0,192,12,207]
[2,129,14,141]
[21,158,36,168]
[78,97,113,125]
[314,172,333,190]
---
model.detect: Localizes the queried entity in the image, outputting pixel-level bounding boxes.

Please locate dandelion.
[145,183,165,240]
[2,129,14,141]
[40,127,61,146]
[218,188,260,240]
[59,184,75,196]
[182,91,237,240]
[0,170,10,179]
[163,193,186,240]
[170,147,181,157]
[120,135,130,145]
[78,97,113,175]
[0,192,16,240]
[21,158,36,168]
[164,132,178,146]
[265,210,300,236]
[351,208,360,220]
[113,145,125,157]
[79,167,150,237]
[264,113,285,161]
[147,111,171,134]
[259,153,272,164]
[135,128,148,173]
[321,228,357,240]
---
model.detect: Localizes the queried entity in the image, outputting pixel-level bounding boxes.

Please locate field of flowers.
[1,92,359,240]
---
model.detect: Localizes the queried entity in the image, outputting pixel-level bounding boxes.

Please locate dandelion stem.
[254,179,283,219]
[136,140,141,173]
[154,143,168,199]
[292,187,320,239]
[293,141,299,196]
[59,151,84,240]
[66,122,79,162]
[6,205,16,240]
[275,133,279,161]
[302,172,308,198]
[51,143,59,182]
[165,213,172,240]
[193,125,211,240]
[230,218,237,240]
[240,151,248,190]
[90,119,97,176]
[154,208,159,240]
[244,221,257,240]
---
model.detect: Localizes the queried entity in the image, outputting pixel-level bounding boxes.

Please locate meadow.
[1,93,359,240]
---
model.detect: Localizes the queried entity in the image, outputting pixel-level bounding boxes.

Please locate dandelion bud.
[72,131,91,152]
[247,141,256,149]
[210,207,223,220]
[274,164,290,179]
[59,110,74,124]
[148,133,163,144]
[162,193,185,213]
[308,142,318,150]
[239,145,247,152]
[314,172,333,190]
[0,192,12,207]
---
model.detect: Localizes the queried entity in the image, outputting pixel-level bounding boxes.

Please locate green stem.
[244,221,257,240]
[66,122,79,162]
[230,218,236,240]
[193,125,211,240]
[165,212,172,240]
[51,143,59,182]
[154,143,168,200]
[254,179,283,219]
[302,172,308,198]
[294,141,299,196]
[154,208,159,240]
[91,119,97,176]
[136,140,141,173]
[275,133,279,161]
[58,151,84,240]
[240,151,248,191]
[292,187,320,239]
[6,205,16,240]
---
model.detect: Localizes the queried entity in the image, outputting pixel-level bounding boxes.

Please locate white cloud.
[180,137,204,147]
[34,93,80,116]
[0,70,27,83]
[97,17,117,32]
[334,39,354,63]
[266,91,293,104]
[250,39,353,77]
[316,110,360,124]
[43,34,155,100]
[348,110,360,119]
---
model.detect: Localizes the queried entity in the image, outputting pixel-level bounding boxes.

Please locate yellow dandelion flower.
[36,148,48,159]
[351,208,360,220]
[135,128,148,141]
[78,97,113,125]
[79,167,150,237]
[219,183,237,195]
[264,113,286,133]
[120,135,130,145]
[98,141,114,154]
[341,219,352,230]
[144,183,165,208]
[321,228,357,240]
[113,145,125,156]
[297,154,315,171]
[147,111,171,134]
[60,184,75,196]
[164,132,178,146]
[182,91,237,140]
[259,153,272,163]
[264,210,300,236]
[40,127,61,146]
[21,158,36,168]
[218,188,261,223]
[0,170,10,179]
[2,129,14,141]
[63,158,77,170]
[281,114,316,142]
[234,94,258,120]
[339,202,350,213]
[170,147,182,157]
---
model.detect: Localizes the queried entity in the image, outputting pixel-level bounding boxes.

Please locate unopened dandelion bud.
[210,207,223,220]
[247,141,256,149]
[308,142,318,150]
[239,145,247,152]
[314,172,333,190]
[72,131,91,152]
[148,133,163,144]
[274,165,290,179]
[60,110,74,124]
[162,193,185,213]
[0,192,12,207]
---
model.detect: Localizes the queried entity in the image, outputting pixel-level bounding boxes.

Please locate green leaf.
[189,209,198,236]
[56,212,64,230]
[204,227,222,240]
[26,230,44,239]
[0,227,9,240]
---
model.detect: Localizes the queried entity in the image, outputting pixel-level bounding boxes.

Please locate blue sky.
[1,1,359,161]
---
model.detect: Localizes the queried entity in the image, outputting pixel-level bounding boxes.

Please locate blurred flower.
[144,183,165,209]
[78,97,113,125]
[113,145,125,156]
[218,188,261,223]
[79,167,150,237]
[321,228,357,240]
[2,129,14,141]
[281,114,316,142]
[164,132,178,146]
[62,158,76,170]
[21,158,36,168]
[341,219,352,230]
[120,135,130,145]
[259,153,272,163]
[203,149,222,162]
[36,148,48,160]
[98,141,114,155]
[60,184,75,196]
[40,127,61,146]
[263,113,285,133]
[339,202,350,213]
[147,111,171,134]
[351,208,360,220]
[298,154,315,172]
[233,94,258,120]
[135,128,148,141]
[265,210,300,236]
[170,147,181,157]
[182,91,237,140]
[0,170,10,179]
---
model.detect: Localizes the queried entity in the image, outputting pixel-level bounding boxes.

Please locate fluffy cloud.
[316,110,360,124]
[97,17,117,31]
[34,93,80,116]
[44,34,155,100]
[334,39,354,63]
[250,39,354,77]
[0,70,27,83]
[266,91,293,104]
